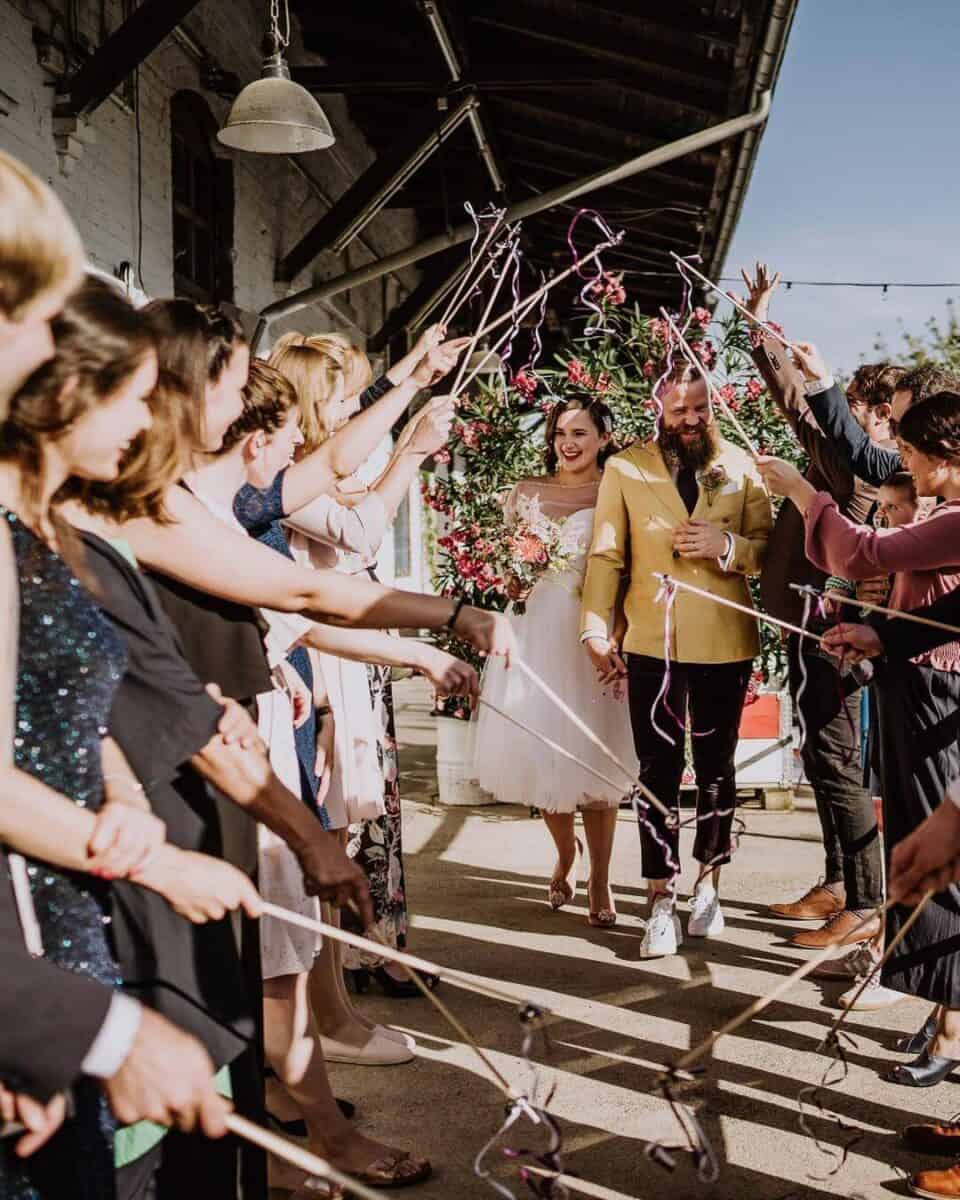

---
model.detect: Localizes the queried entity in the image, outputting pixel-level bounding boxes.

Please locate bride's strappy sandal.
[548,838,583,910]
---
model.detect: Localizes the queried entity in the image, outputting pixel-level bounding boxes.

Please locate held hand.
[739,261,781,323]
[206,683,261,750]
[0,1088,67,1158]
[411,322,446,361]
[790,341,831,383]
[293,829,374,925]
[403,395,456,457]
[455,607,519,668]
[103,1007,231,1136]
[821,622,884,664]
[584,637,627,686]
[134,846,262,923]
[672,519,727,560]
[314,712,335,801]
[87,803,166,880]
[755,455,808,499]
[889,800,960,905]
[418,646,479,698]
[855,577,891,608]
[411,338,472,387]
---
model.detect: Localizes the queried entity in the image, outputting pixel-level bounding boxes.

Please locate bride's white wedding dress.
[474,478,638,812]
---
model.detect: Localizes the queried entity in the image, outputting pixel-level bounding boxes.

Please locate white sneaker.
[688,884,725,939]
[839,971,905,1012]
[640,896,681,958]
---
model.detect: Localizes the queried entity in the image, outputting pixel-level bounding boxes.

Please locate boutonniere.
[697,465,729,507]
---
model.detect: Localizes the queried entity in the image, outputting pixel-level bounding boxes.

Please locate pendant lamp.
[217,0,335,154]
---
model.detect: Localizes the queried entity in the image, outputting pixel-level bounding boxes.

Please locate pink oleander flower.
[693,306,712,327]
[566,358,590,386]
[593,371,612,394]
[642,359,656,378]
[513,369,539,400]
[649,318,669,344]
[433,448,451,464]
[746,377,765,400]
[459,422,480,450]
[691,340,717,369]
[719,383,737,403]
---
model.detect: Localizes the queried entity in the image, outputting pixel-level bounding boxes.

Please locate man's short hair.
[850,363,907,408]
[897,363,960,404]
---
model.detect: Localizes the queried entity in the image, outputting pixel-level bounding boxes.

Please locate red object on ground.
[739,694,779,739]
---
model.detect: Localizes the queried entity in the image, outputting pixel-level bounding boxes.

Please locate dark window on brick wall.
[171,91,234,304]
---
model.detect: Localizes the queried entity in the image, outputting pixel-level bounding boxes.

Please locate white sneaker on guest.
[688,883,725,939]
[640,896,681,958]
[838,971,905,1012]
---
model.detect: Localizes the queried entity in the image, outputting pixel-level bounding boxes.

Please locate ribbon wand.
[821,588,960,640]
[653,573,825,645]
[669,252,792,350]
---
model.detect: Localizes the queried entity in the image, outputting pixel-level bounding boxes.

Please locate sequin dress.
[0,508,127,1200]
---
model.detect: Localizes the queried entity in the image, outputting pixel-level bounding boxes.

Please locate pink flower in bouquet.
[746,377,765,400]
[459,422,480,449]
[567,358,590,386]
[514,531,548,566]
[433,448,451,464]
[693,306,712,327]
[513,369,539,400]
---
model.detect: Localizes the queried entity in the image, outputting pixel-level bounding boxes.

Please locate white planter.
[435,718,495,807]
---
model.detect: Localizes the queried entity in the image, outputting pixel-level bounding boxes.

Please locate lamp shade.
[217,50,335,154]
[466,348,505,375]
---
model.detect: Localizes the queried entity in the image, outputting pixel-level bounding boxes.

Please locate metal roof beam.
[276,93,478,283]
[56,0,203,117]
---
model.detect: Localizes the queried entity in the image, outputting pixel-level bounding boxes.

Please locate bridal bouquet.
[498,493,582,614]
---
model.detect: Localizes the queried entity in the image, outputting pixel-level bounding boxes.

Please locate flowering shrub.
[426,295,806,715]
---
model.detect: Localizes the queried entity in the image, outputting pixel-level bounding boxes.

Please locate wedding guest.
[581,373,772,958]
[741,264,887,953]
[801,347,960,485]
[759,389,960,1085]
[475,398,636,926]
[269,330,463,997]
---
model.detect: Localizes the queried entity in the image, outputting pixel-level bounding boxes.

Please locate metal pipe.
[252,89,771,350]
[421,1,505,193]
[328,94,478,256]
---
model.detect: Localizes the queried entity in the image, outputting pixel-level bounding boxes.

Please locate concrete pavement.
[325,679,950,1200]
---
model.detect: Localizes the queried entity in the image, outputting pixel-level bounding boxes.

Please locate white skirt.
[256,689,322,980]
[474,574,637,812]
[313,651,386,827]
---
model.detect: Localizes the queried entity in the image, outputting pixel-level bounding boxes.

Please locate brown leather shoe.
[904,1123,960,1155]
[790,909,881,948]
[910,1163,960,1197]
[769,883,845,921]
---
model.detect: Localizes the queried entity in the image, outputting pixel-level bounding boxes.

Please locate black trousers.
[787,634,883,910]
[627,654,752,880]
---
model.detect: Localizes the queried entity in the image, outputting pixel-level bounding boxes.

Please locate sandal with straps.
[548,838,583,910]
[352,1150,432,1189]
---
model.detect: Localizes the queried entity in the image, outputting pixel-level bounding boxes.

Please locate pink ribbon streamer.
[566,208,618,334]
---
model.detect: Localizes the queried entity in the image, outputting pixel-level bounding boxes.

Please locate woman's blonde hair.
[0,149,85,319]
[269,331,372,451]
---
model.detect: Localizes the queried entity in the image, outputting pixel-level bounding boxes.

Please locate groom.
[580,375,772,958]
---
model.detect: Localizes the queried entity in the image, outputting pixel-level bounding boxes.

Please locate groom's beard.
[659,421,719,471]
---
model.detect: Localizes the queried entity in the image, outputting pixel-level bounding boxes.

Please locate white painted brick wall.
[0,0,432,590]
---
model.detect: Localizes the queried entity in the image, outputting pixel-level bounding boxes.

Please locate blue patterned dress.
[1,508,127,1200]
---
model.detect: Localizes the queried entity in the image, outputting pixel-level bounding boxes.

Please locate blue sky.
[724,0,960,373]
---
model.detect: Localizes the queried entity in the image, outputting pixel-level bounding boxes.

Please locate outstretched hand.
[890,800,960,905]
[739,261,781,322]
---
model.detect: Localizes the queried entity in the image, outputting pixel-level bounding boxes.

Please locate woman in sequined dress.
[0,280,158,1198]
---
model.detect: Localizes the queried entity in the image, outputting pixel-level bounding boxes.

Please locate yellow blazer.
[580,438,772,663]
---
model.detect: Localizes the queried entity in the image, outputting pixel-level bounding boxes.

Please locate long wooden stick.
[449,236,519,396]
[437,212,508,328]
[514,658,672,821]
[821,888,934,1046]
[472,237,621,345]
[452,287,548,398]
[669,252,792,350]
[652,573,825,645]
[659,308,760,459]
[824,589,960,639]
[226,1114,381,1200]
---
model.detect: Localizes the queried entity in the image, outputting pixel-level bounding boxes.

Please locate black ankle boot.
[883,1049,957,1087]
[894,1012,939,1055]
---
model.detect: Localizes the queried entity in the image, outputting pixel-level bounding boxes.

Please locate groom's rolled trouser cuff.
[625,654,752,879]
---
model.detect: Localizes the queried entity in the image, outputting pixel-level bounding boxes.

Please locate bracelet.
[315,705,333,718]
[445,595,467,633]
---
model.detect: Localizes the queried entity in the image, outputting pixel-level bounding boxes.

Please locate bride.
[474,397,637,927]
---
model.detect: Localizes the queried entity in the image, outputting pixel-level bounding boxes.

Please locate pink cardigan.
[804,494,960,671]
